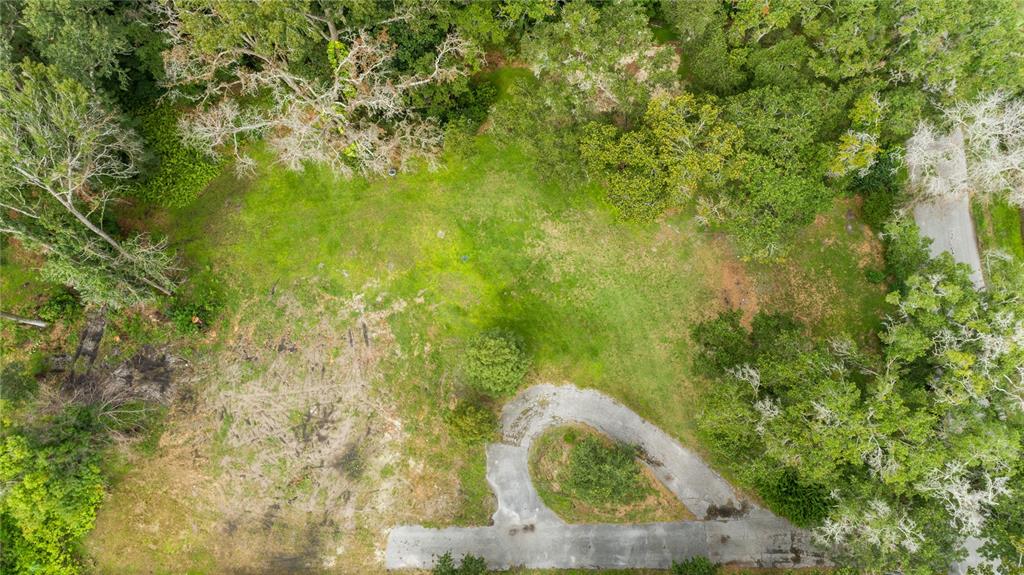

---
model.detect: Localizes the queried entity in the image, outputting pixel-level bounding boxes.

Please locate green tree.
[0,405,106,575]
[693,253,1024,572]
[522,0,677,118]
[580,93,743,221]
[463,329,530,396]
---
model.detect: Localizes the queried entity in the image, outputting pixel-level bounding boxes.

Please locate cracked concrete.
[386,384,829,570]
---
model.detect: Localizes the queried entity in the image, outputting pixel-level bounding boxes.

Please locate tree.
[19,0,132,89]
[580,93,743,221]
[0,61,175,307]
[463,329,530,396]
[0,406,106,575]
[522,0,678,118]
[159,0,477,178]
[693,252,1024,572]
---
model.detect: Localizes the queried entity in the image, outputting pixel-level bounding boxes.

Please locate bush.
[0,407,106,575]
[564,436,645,506]
[881,217,932,293]
[672,557,718,575]
[463,329,530,396]
[755,468,831,528]
[690,310,751,375]
[0,362,40,405]
[850,149,905,232]
[37,289,82,323]
[444,401,497,445]
[167,273,225,334]
[432,552,487,575]
[131,105,221,208]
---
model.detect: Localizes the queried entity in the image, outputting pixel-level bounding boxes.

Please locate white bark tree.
[0,62,175,306]
[906,92,1024,206]
[159,1,472,178]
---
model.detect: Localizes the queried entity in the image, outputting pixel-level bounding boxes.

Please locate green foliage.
[132,106,221,208]
[167,272,225,334]
[490,78,585,181]
[432,552,487,575]
[563,436,645,506]
[754,468,831,528]
[0,406,106,575]
[463,329,530,396]
[671,556,718,575]
[36,288,82,323]
[880,217,932,292]
[444,401,498,446]
[522,0,677,117]
[0,61,177,307]
[693,247,1024,571]
[982,458,1024,570]
[580,93,742,221]
[0,362,41,406]
[850,149,905,232]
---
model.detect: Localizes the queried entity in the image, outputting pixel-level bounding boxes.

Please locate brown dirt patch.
[86,286,412,574]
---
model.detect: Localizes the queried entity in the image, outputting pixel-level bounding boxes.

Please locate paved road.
[386,384,828,570]
[912,193,986,289]
[908,126,986,289]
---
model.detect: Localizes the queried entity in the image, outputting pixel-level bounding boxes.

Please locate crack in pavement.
[386,384,829,570]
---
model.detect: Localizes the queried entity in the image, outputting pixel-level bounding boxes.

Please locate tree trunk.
[0,311,49,328]
[58,196,174,296]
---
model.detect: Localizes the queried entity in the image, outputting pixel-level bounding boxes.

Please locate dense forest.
[1,1,1023,574]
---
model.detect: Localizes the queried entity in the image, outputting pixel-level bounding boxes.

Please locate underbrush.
[529,426,689,524]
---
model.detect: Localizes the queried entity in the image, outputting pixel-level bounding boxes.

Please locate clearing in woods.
[83,133,885,573]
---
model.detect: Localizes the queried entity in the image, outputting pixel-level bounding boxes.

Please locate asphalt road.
[385,384,828,570]
[912,193,986,289]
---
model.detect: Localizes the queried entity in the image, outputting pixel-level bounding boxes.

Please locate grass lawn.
[84,129,889,572]
[747,198,890,344]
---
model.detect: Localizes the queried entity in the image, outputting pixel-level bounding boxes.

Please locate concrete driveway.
[386,384,828,570]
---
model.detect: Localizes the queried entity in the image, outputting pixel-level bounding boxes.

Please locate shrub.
[463,329,530,396]
[754,468,831,528]
[167,273,225,334]
[37,289,82,323]
[444,401,498,445]
[0,407,106,575]
[564,436,645,506]
[131,105,221,208]
[850,149,905,232]
[690,310,751,375]
[881,217,932,292]
[0,362,40,405]
[432,552,487,575]
[672,557,718,575]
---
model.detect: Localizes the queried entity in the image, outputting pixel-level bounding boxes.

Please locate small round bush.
[463,329,530,396]
[444,401,497,445]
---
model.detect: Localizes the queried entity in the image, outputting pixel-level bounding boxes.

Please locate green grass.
[144,135,720,530]
[159,138,718,441]
[973,196,1024,260]
[748,198,890,344]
